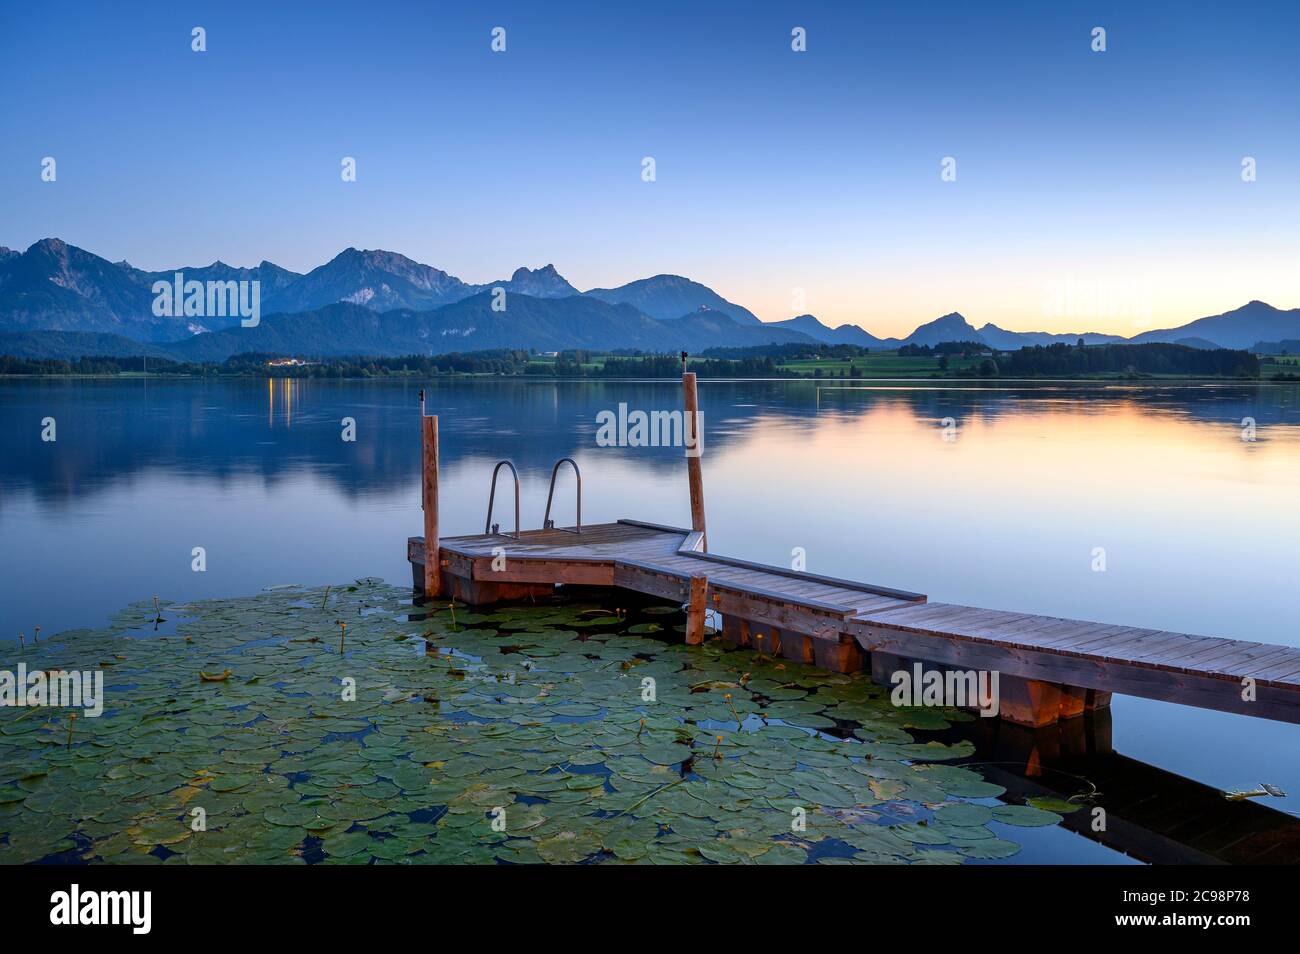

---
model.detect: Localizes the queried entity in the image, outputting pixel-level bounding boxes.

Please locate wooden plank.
[1158,636,1258,670]
[851,594,923,614]
[1052,626,1165,658]
[1026,622,1139,650]
[1134,632,1235,663]
[680,530,705,553]
[1247,656,1300,684]
[614,558,858,617]
[1181,643,1286,676]
[972,620,1121,652]
[1118,631,1220,665]
[1213,645,1300,677]
[942,612,1050,638]
[851,621,1300,723]
[616,518,694,535]
[682,372,707,550]
[409,508,1300,725]
[473,558,615,587]
[865,605,1030,634]
[686,575,708,645]
[675,548,926,602]
[421,415,439,597]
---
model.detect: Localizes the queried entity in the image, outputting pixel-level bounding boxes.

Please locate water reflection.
[2,376,1298,854]
[946,714,1300,865]
[4,378,1298,505]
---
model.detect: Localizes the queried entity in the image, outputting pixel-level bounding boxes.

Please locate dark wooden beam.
[421,415,439,597]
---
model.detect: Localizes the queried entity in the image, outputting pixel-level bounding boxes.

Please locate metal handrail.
[542,457,582,533]
[485,460,521,539]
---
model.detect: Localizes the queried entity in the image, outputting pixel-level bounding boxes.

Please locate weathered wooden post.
[685,575,709,645]
[422,412,440,597]
[682,371,707,551]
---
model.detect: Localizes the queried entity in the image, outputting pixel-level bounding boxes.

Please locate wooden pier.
[408,375,1300,728]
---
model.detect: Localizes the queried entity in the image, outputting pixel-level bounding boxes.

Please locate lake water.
[3,376,1299,863]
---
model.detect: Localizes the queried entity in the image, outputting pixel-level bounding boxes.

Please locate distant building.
[541,351,559,358]
[266,357,317,367]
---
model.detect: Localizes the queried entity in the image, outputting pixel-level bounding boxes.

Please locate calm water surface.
[3,377,1299,863]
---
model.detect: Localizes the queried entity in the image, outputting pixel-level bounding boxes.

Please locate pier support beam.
[682,372,707,552]
[867,650,1109,727]
[444,574,553,607]
[721,614,750,647]
[716,616,862,673]
[422,414,440,598]
[776,628,814,665]
[997,675,1064,728]
[685,575,708,645]
[812,633,866,674]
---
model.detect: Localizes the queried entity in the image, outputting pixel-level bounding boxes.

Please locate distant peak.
[512,264,561,279]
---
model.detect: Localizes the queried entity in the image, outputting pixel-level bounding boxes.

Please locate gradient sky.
[2,0,1298,337]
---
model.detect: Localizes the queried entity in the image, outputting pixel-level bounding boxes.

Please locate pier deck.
[408,519,1300,728]
[409,372,1299,728]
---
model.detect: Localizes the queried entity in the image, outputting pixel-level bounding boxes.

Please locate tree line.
[0,341,1261,379]
[997,342,1258,377]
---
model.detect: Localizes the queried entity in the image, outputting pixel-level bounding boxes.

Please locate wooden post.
[422,414,440,597]
[682,372,707,551]
[685,575,708,645]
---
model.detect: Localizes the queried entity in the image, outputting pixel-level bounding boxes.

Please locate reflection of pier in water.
[944,713,1300,865]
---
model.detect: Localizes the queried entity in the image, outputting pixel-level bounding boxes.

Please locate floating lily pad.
[990,804,1062,828]
[0,582,1025,866]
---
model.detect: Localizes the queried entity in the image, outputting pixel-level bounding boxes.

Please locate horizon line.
[7,235,1296,342]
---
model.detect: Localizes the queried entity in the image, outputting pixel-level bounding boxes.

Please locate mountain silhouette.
[0,238,1292,357]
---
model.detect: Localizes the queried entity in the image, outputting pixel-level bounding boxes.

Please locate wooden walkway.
[408,519,1300,727]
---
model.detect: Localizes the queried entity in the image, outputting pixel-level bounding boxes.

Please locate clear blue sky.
[2,0,1297,336]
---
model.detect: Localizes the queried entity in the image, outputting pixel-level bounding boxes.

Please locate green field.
[775,352,985,377]
[524,349,989,378]
[1260,355,1300,378]
[525,354,606,371]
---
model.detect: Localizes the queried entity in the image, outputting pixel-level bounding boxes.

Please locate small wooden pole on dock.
[682,369,707,551]
[686,575,708,645]
[421,410,440,598]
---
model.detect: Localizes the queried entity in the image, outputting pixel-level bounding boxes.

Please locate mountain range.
[1,238,1295,360]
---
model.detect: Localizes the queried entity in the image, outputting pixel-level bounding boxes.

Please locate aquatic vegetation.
[0,582,1064,864]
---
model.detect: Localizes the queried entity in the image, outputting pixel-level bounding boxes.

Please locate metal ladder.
[484,458,582,537]
[543,457,581,534]
[484,461,521,539]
